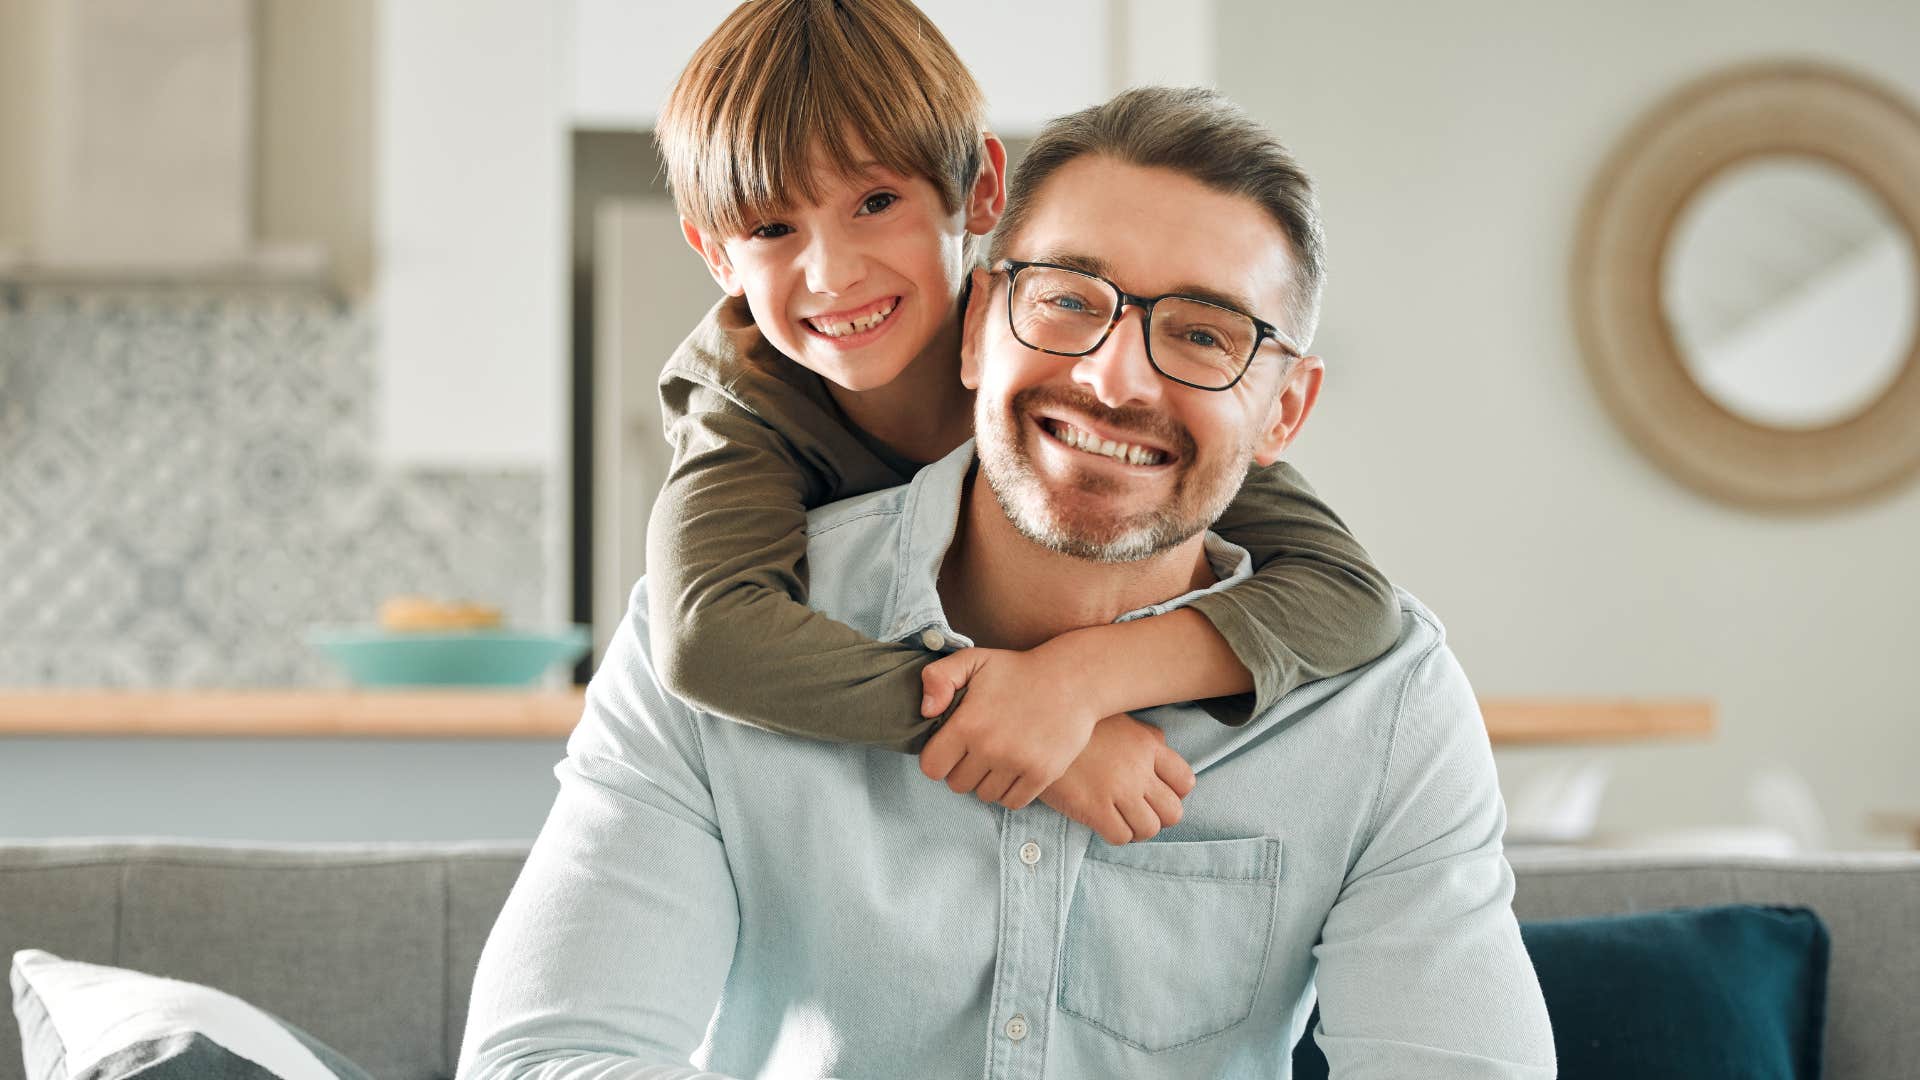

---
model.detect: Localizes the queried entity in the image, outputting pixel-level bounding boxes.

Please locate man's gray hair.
[989,86,1327,349]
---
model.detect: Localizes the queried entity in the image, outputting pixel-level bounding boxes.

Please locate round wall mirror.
[1663,157,1919,431]
[1575,63,1920,508]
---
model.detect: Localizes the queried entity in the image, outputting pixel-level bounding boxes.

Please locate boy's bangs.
[667,0,986,239]
[695,68,973,238]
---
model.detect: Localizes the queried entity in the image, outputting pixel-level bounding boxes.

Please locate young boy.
[647,0,1399,845]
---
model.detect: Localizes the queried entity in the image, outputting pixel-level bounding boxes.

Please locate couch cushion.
[1509,851,1920,1079]
[114,856,444,1078]
[11,949,374,1080]
[1291,904,1830,1079]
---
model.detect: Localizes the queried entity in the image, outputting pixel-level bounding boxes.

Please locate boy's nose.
[1071,306,1161,409]
[802,231,868,296]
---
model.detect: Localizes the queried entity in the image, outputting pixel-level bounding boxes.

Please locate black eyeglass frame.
[990,259,1302,392]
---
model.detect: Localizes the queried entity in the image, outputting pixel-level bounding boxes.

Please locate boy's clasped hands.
[916,646,1197,845]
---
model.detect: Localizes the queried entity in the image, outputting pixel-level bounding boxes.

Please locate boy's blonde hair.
[657,0,989,238]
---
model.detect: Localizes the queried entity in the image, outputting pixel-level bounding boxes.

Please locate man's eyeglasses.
[990,259,1300,392]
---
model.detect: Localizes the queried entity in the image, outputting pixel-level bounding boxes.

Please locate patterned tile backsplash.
[0,286,548,687]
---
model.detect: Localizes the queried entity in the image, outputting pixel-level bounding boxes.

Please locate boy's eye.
[750,222,794,240]
[858,192,899,216]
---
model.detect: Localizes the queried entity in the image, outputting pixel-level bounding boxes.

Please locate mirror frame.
[1573,61,1920,509]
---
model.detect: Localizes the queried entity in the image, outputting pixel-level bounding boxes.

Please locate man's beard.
[975,384,1251,564]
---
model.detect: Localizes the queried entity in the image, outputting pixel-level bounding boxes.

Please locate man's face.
[682,140,1004,393]
[962,155,1322,563]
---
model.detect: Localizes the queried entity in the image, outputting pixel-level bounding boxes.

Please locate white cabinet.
[570,0,1215,134]
[373,0,568,470]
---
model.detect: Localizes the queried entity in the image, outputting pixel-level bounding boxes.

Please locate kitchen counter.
[0,691,1714,743]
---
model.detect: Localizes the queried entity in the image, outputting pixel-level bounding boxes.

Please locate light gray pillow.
[10,949,372,1080]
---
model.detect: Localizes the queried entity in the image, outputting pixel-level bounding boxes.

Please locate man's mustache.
[1009,386,1196,461]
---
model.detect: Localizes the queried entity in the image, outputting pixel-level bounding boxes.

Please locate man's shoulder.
[1361,588,1487,770]
[1266,587,1469,747]
[1384,586,1448,665]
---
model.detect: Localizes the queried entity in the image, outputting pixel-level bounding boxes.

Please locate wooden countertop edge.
[0,689,592,739]
[0,690,1716,743]
[1480,698,1716,742]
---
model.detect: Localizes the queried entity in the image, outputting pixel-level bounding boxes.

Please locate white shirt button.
[1018,841,1042,866]
[920,628,946,651]
[1005,1014,1029,1041]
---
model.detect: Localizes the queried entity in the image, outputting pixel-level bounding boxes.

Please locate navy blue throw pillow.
[1291,904,1829,1080]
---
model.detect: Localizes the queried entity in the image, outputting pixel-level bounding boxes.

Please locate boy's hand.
[1040,714,1197,845]
[918,646,1103,810]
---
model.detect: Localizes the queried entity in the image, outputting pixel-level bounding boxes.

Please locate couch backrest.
[1,841,526,1080]
[4,841,1917,1080]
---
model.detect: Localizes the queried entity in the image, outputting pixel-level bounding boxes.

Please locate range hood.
[0,0,328,287]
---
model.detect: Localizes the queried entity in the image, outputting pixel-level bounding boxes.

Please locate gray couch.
[4,840,1916,1080]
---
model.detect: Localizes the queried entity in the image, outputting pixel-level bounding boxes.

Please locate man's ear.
[1251,354,1324,467]
[964,134,1009,236]
[959,266,994,390]
[681,219,745,296]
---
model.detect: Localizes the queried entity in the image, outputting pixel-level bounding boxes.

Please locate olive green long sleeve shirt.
[644,297,1398,752]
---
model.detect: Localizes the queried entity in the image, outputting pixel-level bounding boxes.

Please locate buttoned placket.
[983,807,1071,1080]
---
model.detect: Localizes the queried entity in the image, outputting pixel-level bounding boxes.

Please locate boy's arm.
[1182,459,1399,723]
[646,376,940,753]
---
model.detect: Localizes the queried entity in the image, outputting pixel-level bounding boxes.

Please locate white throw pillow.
[10,949,372,1080]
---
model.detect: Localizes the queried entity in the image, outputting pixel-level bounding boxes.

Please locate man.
[460,87,1556,1079]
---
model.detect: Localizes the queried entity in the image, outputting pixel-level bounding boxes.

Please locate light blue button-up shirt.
[460,443,1556,1080]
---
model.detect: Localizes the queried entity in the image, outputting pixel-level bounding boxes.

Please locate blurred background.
[0,0,1915,852]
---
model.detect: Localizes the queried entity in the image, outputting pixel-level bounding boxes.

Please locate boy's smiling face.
[682,139,1005,392]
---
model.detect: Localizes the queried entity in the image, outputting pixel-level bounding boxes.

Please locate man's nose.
[1071,305,1162,409]
[802,227,867,297]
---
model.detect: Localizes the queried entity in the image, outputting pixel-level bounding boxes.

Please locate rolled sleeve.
[458,582,746,1080]
[1308,631,1557,1078]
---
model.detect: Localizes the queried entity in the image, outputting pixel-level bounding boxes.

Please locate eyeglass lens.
[1009,265,1256,388]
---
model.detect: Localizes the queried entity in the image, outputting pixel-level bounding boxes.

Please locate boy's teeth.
[1046,420,1165,465]
[809,299,897,337]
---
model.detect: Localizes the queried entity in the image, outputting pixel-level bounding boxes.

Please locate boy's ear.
[681,219,745,297]
[964,134,1009,236]
[1251,354,1324,467]
[959,266,994,390]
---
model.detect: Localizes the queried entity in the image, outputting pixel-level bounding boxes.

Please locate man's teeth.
[808,299,897,337]
[1047,420,1166,465]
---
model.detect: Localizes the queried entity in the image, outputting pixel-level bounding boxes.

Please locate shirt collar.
[881,440,1255,647]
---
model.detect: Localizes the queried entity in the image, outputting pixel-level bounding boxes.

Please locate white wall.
[1217,0,1920,848]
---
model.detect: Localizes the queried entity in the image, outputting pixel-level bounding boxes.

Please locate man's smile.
[1037,416,1172,467]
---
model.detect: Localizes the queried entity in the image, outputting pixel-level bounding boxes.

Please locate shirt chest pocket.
[1057,835,1282,1053]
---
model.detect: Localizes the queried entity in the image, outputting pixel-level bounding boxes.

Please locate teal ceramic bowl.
[308,625,592,687]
